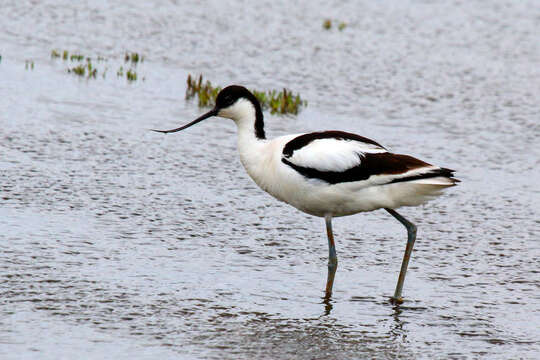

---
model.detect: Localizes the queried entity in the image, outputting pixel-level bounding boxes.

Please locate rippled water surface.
[1,1,539,359]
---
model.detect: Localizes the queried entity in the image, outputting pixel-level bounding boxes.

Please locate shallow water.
[1,1,539,359]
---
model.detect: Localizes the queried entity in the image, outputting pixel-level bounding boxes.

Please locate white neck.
[219,98,271,190]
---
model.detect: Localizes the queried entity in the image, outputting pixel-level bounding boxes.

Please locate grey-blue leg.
[385,208,417,304]
[324,215,338,299]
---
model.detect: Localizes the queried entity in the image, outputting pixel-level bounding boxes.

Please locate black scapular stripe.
[282,151,457,185]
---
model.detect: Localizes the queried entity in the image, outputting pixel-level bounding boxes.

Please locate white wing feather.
[284,138,386,172]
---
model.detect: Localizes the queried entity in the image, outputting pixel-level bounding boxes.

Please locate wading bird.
[154,85,458,303]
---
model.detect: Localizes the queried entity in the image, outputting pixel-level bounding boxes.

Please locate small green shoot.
[87,60,97,78]
[68,64,85,76]
[323,19,347,31]
[186,74,222,107]
[323,19,332,30]
[67,59,97,78]
[125,52,143,64]
[126,69,137,81]
[70,54,84,61]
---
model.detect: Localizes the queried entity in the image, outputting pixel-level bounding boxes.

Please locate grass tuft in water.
[126,68,137,81]
[186,74,222,107]
[116,66,138,82]
[323,19,332,30]
[52,49,144,82]
[322,19,347,31]
[68,64,85,76]
[67,59,97,78]
[186,74,307,115]
[125,52,143,64]
[70,54,84,61]
[252,88,306,115]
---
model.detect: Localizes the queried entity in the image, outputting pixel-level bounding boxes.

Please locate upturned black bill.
[152,108,218,134]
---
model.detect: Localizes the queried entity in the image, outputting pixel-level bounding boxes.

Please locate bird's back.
[240,131,458,217]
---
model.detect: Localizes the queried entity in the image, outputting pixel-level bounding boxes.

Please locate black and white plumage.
[154,85,459,303]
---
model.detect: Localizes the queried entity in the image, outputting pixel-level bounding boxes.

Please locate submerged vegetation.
[186,74,307,115]
[51,49,143,82]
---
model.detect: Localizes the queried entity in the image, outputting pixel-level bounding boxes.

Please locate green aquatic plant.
[70,54,84,61]
[67,59,97,78]
[185,74,307,115]
[25,60,34,70]
[87,61,97,78]
[186,74,222,107]
[51,49,145,82]
[125,52,143,64]
[126,68,137,81]
[68,64,86,76]
[52,49,101,62]
[323,19,332,30]
[117,66,138,82]
[52,49,81,61]
[253,88,306,115]
[323,19,347,31]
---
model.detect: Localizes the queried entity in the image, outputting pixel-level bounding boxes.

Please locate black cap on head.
[215,85,252,109]
[215,85,265,139]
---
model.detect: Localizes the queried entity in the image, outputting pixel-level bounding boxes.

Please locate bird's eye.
[223,96,233,105]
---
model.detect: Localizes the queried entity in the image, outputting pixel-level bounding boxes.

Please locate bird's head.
[153,85,265,138]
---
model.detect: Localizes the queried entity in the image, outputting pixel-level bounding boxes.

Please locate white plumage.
[285,137,385,172]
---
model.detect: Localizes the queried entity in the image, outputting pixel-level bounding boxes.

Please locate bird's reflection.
[321,295,334,316]
[389,302,408,341]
